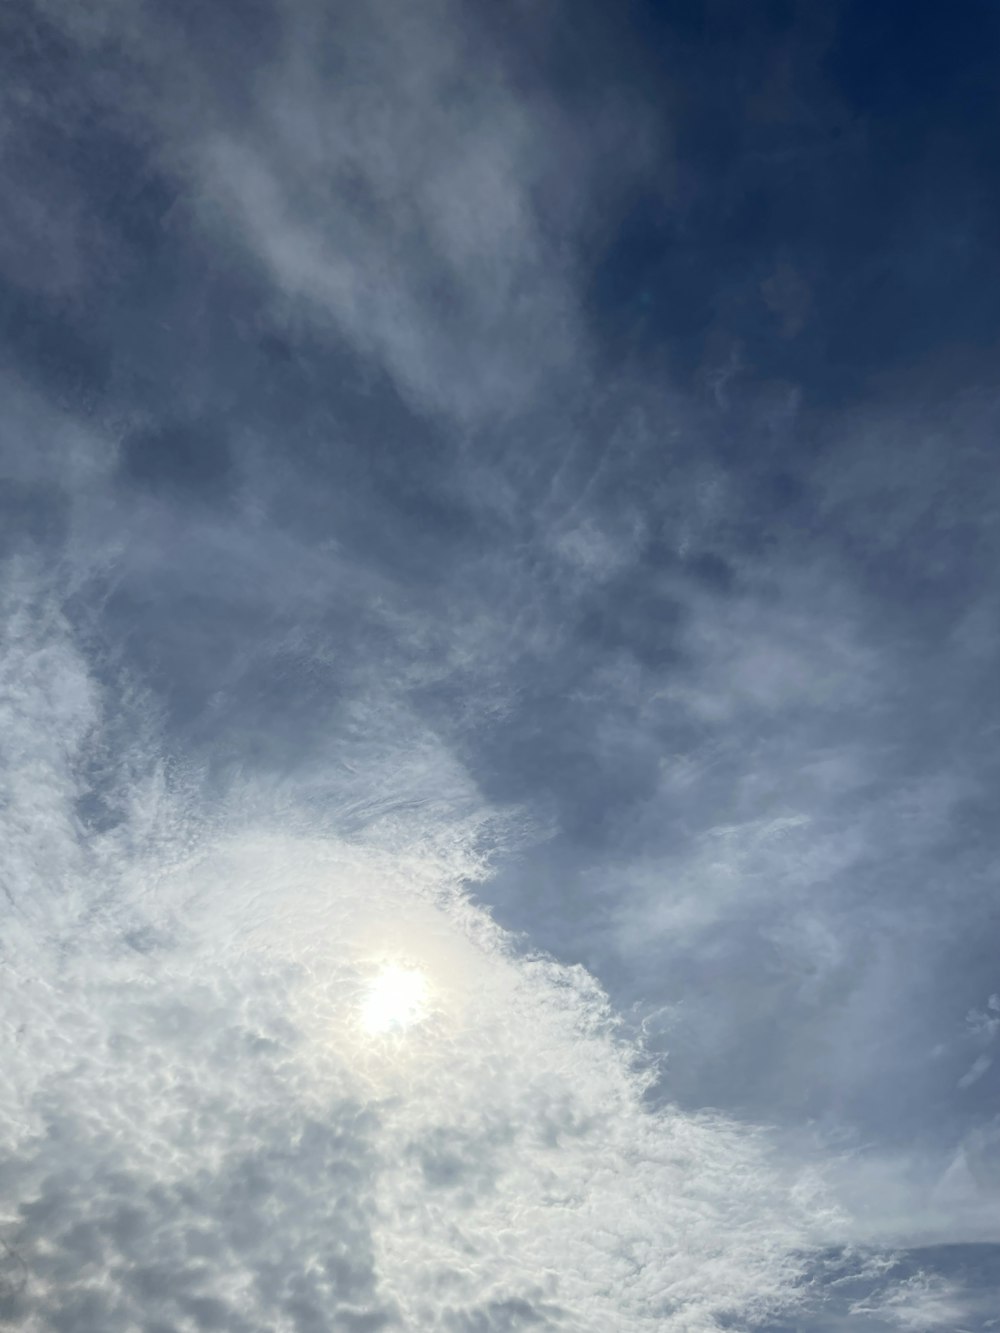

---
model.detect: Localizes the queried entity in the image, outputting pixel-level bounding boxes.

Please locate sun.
[360,964,429,1035]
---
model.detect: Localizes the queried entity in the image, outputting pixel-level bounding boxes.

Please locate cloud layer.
[0,582,842,1331]
[3,0,999,1328]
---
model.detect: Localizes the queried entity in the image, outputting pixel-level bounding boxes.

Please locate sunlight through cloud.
[361,963,430,1035]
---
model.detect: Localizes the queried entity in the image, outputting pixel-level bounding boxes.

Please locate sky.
[1,0,999,1329]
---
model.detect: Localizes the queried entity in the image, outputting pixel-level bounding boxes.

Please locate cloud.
[26,0,653,429]
[0,589,844,1332]
[850,1272,982,1332]
[4,3,1000,1328]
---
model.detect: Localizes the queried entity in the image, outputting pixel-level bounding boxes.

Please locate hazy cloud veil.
[2,1,999,1330]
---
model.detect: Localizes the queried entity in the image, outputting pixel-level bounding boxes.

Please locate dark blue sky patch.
[120,420,235,502]
[0,283,112,409]
[581,0,1000,406]
[827,0,1000,127]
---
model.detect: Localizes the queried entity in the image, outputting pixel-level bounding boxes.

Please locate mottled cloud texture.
[2,1,999,1329]
[0,576,838,1331]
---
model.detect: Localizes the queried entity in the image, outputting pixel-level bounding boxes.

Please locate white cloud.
[850,1272,979,1332]
[0,588,845,1331]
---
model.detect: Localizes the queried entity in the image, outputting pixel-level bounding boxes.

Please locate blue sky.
[1,1,999,1329]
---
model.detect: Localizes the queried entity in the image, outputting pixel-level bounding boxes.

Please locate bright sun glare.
[360,964,429,1035]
